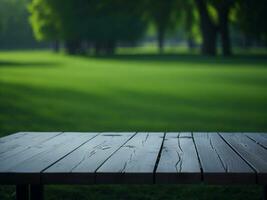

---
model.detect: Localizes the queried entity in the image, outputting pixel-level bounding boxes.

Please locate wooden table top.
[0,132,266,185]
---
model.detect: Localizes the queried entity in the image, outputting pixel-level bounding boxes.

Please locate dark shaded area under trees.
[0,0,266,56]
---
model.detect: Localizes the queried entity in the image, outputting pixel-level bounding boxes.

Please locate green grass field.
[0,50,267,199]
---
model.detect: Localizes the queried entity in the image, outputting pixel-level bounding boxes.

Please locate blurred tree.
[29,0,147,54]
[180,0,199,50]
[86,0,147,55]
[213,0,235,56]
[194,0,235,56]
[194,0,218,56]
[29,0,61,52]
[0,0,43,49]
[145,0,181,54]
[235,0,267,47]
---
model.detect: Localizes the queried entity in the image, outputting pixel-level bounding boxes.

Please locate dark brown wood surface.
[0,132,266,185]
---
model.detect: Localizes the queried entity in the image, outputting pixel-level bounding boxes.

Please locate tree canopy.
[29,0,147,54]
[1,0,266,55]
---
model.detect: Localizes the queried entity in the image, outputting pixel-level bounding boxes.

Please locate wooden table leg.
[30,184,44,200]
[16,184,29,200]
[264,185,267,200]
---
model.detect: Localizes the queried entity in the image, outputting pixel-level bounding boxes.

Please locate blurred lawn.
[0,50,267,199]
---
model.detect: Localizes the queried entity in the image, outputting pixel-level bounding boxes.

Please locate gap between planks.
[152,132,166,183]
[93,132,138,183]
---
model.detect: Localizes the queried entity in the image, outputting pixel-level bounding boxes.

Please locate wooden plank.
[220,132,267,184]
[43,132,136,184]
[155,132,201,184]
[0,132,60,153]
[0,132,28,143]
[0,132,62,161]
[96,132,164,184]
[244,133,267,149]
[193,132,255,184]
[0,132,98,184]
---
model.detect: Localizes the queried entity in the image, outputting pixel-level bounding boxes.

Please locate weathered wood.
[155,132,201,183]
[245,133,267,149]
[16,184,29,200]
[193,132,255,184]
[220,132,267,184]
[0,132,98,184]
[0,132,61,155]
[30,184,44,200]
[96,132,164,184]
[43,132,136,184]
[0,132,27,143]
[0,132,62,161]
[0,132,266,186]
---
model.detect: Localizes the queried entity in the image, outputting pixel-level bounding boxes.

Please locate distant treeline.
[0,0,267,56]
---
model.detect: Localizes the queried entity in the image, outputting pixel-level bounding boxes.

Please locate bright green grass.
[1,51,267,134]
[0,50,267,199]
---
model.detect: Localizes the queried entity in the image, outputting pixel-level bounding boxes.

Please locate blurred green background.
[1,0,267,199]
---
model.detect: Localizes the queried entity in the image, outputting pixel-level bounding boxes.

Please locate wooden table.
[0,132,266,200]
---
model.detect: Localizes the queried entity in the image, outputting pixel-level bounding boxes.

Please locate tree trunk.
[187,36,195,50]
[218,6,232,56]
[52,41,60,53]
[194,0,217,56]
[157,26,165,54]
[105,41,116,55]
[184,2,196,51]
[202,24,217,55]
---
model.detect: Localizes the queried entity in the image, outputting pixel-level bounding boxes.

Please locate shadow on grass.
[86,53,267,64]
[1,81,267,136]
[0,61,60,68]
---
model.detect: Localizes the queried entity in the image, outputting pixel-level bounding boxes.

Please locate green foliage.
[28,0,147,53]
[180,0,201,44]
[0,0,42,49]
[145,0,181,32]
[28,0,60,41]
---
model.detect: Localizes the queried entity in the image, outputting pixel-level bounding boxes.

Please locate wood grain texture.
[0,132,62,161]
[0,132,266,185]
[193,132,255,184]
[244,133,267,149]
[96,132,164,184]
[0,132,98,184]
[155,132,201,183]
[43,132,136,184]
[220,133,267,184]
[0,132,28,143]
